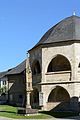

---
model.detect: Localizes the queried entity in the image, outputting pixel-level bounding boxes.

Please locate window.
[3,81,6,85]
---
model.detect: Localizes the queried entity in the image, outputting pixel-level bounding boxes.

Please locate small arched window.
[32,60,41,75]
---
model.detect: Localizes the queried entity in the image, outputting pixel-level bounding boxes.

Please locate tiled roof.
[6,59,26,75]
[29,15,80,51]
[0,71,8,79]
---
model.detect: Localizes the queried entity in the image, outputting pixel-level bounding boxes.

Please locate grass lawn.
[0,105,79,119]
[0,105,52,119]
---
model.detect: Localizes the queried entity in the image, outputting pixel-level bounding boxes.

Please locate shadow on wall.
[48,97,79,112]
[46,86,80,112]
[40,97,80,118]
[6,72,26,107]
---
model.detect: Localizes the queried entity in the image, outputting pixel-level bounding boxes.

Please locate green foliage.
[0,85,8,95]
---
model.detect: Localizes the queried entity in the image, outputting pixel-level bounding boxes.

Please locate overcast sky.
[0,0,80,71]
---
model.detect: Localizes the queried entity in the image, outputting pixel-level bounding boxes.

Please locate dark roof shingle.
[6,60,26,75]
[0,71,8,79]
[29,15,80,51]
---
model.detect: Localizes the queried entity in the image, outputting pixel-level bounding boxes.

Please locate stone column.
[26,58,32,109]
[26,91,31,108]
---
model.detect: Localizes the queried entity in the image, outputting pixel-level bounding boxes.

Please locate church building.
[26,15,80,112]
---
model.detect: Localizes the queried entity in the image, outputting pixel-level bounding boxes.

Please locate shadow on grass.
[0,110,16,114]
[39,111,79,118]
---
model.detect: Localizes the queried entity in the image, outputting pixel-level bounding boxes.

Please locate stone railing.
[45,71,71,83]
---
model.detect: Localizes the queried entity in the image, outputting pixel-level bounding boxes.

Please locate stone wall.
[8,73,26,106]
[28,42,80,111]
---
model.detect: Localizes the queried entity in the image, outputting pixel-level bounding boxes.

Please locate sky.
[0,0,80,71]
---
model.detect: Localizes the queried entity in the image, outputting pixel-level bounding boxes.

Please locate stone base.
[17,107,38,115]
[26,108,38,114]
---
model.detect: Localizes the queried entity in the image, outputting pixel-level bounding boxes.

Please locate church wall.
[42,42,74,83]
[41,83,74,110]
[28,42,80,111]
[29,47,42,88]
[74,43,80,81]
[29,47,42,68]
[41,42,80,110]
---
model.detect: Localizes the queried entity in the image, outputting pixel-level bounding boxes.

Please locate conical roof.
[30,15,80,51]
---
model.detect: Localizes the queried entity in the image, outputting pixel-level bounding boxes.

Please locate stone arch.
[47,54,71,72]
[32,60,41,75]
[48,86,70,102]
[30,88,39,109]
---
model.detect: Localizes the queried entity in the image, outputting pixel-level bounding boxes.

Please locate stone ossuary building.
[1,15,80,112]
[26,15,80,112]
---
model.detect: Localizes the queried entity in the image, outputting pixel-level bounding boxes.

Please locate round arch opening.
[32,60,41,75]
[47,55,71,72]
[48,86,70,102]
